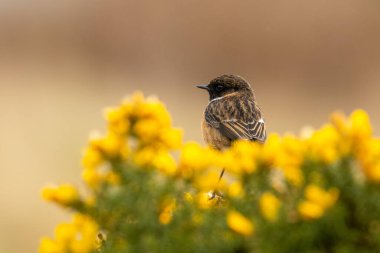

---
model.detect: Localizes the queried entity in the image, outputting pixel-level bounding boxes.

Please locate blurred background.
[1,0,380,252]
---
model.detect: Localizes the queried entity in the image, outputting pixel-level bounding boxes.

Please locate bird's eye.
[215,85,224,92]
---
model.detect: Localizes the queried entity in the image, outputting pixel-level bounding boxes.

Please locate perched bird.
[197,74,267,192]
[197,74,267,149]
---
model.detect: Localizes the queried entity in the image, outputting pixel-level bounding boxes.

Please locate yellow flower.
[224,140,259,175]
[153,152,178,176]
[366,162,380,182]
[179,142,220,176]
[133,147,156,166]
[42,184,79,206]
[133,118,162,141]
[104,106,130,135]
[81,146,103,170]
[196,192,218,209]
[259,192,281,222]
[193,168,227,192]
[158,127,183,149]
[275,135,305,186]
[184,192,194,203]
[277,135,305,168]
[282,164,304,187]
[91,132,125,158]
[82,168,102,189]
[261,133,282,166]
[39,214,98,253]
[39,237,64,253]
[70,215,99,253]
[133,147,178,176]
[305,184,339,209]
[228,182,244,198]
[128,95,172,129]
[105,171,121,185]
[55,223,77,243]
[298,184,339,220]
[348,109,372,142]
[308,124,341,164]
[159,200,176,225]
[227,210,254,236]
[330,111,347,134]
[298,201,324,220]
[356,138,380,182]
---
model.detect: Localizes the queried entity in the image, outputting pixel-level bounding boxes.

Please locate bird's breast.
[201,115,231,150]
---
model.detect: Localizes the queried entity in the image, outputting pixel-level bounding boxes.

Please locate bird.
[196,74,267,198]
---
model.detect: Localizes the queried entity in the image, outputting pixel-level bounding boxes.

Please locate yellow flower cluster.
[81,92,183,189]
[227,210,254,236]
[159,199,176,225]
[39,214,98,253]
[259,192,281,222]
[42,184,79,206]
[298,184,339,220]
[41,91,380,252]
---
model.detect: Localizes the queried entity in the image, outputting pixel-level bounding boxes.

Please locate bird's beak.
[196,84,209,91]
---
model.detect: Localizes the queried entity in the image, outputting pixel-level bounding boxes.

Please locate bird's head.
[197,74,254,101]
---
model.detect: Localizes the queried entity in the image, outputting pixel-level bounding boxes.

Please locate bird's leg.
[208,168,225,201]
[218,168,225,183]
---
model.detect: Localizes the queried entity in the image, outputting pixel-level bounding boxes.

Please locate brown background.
[1,1,380,252]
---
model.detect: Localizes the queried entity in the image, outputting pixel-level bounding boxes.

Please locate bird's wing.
[205,99,267,143]
[218,119,266,143]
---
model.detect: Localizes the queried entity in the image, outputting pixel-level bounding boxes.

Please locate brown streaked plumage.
[197,74,267,151]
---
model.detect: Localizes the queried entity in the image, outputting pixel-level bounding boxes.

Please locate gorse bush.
[40,92,380,253]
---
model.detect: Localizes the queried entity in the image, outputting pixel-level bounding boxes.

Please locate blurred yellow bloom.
[39,237,64,253]
[159,200,176,225]
[91,132,125,157]
[193,169,227,192]
[228,182,244,198]
[158,127,183,149]
[153,152,178,176]
[277,135,305,167]
[39,214,98,253]
[105,171,121,185]
[282,164,304,187]
[133,146,157,167]
[82,147,103,170]
[298,201,324,220]
[366,162,380,182]
[42,184,79,206]
[55,223,77,243]
[184,192,194,203]
[224,140,259,174]
[308,124,341,164]
[104,106,130,135]
[330,111,347,134]
[227,210,254,236]
[305,184,339,209]
[125,95,172,131]
[298,184,339,220]
[261,133,282,166]
[197,192,218,209]
[356,137,380,182]
[259,192,281,222]
[82,168,102,189]
[348,109,372,142]
[275,135,305,186]
[133,118,162,141]
[179,142,220,176]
